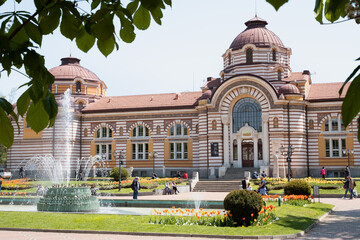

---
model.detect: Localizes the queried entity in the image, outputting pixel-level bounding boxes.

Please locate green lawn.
[0,203,333,236]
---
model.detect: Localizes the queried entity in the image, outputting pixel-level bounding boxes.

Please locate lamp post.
[113,150,124,191]
[280,145,295,182]
[342,149,354,171]
[149,152,157,175]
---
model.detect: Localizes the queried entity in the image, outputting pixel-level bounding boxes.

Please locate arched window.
[84,128,88,137]
[228,52,232,65]
[246,48,253,64]
[157,125,161,135]
[76,81,81,93]
[212,120,217,130]
[272,49,277,61]
[78,102,84,110]
[119,127,123,136]
[273,117,279,128]
[258,139,263,160]
[233,98,262,132]
[309,120,314,130]
[132,125,150,137]
[277,70,282,81]
[96,126,113,138]
[170,123,188,136]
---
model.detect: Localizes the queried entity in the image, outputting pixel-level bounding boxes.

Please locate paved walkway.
[1,194,359,240]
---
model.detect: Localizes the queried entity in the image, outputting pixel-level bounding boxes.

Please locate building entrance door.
[242,141,254,167]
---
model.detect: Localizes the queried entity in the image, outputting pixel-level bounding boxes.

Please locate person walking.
[349,176,356,199]
[343,176,351,199]
[258,176,267,196]
[321,167,326,179]
[345,166,350,179]
[131,177,140,200]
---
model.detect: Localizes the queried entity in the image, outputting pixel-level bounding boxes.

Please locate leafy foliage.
[284,179,312,196]
[109,167,129,181]
[0,0,171,147]
[223,190,264,227]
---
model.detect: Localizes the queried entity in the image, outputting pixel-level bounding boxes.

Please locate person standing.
[132,177,140,200]
[258,176,267,196]
[183,171,188,179]
[19,167,24,178]
[241,177,247,190]
[321,167,326,179]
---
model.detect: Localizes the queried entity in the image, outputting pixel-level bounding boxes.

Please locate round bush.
[224,190,264,226]
[284,179,311,196]
[109,167,129,181]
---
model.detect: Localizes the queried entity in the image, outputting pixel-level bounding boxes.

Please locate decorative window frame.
[324,137,346,158]
[93,124,115,139]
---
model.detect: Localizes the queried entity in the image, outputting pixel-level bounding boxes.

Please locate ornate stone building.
[7,17,359,178]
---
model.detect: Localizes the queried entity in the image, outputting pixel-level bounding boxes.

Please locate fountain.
[33,89,100,212]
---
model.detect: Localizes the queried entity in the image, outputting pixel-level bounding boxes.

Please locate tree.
[267,0,360,141]
[0,0,171,148]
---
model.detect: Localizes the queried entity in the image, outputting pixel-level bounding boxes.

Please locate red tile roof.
[307,82,349,101]
[82,92,202,113]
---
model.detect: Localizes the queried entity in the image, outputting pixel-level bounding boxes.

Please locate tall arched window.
[272,49,277,61]
[169,123,189,160]
[131,124,150,160]
[212,120,217,130]
[228,52,232,65]
[233,98,262,132]
[246,48,253,64]
[76,81,81,93]
[273,117,279,128]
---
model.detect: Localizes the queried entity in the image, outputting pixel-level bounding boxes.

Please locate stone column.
[262,114,270,165]
[221,115,230,167]
[254,136,258,168]
[238,138,242,168]
[273,152,279,178]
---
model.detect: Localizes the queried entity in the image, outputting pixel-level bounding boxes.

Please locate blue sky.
[1,0,360,100]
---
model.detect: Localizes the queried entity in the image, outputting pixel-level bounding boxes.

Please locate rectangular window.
[138,144,144,159]
[341,139,346,156]
[96,144,112,160]
[332,139,339,157]
[170,143,175,159]
[145,143,149,159]
[325,139,330,157]
[184,142,188,159]
[102,127,107,138]
[176,143,182,159]
[96,145,100,155]
[132,144,136,159]
[108,144,112,160]
[170,142,188,159]
[183,125,188,136]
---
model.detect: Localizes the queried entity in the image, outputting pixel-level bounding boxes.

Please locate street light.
[149,152,157,175]
[280,145,295,182]
[342,149,354,171]
[113,150,124,191]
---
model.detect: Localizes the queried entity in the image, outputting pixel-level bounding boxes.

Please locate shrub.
[109,167,129,181]
[284,179,311,196]
[223,190,263,226]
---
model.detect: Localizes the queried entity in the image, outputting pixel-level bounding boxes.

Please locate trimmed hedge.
[284,179,311,196]
[224,190,264,226]
[109,167,129,181]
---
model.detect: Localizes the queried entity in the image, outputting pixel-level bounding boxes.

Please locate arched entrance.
[242,140,254,167]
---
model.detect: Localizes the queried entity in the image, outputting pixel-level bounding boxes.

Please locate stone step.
[193,181,241,192]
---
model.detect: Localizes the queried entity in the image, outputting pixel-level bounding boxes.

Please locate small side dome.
[278,83,301,95]
[200,90,213,100]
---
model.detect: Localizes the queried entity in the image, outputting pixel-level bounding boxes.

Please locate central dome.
[229,17,284,51]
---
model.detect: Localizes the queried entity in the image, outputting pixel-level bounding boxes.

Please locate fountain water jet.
[35,89,100,212]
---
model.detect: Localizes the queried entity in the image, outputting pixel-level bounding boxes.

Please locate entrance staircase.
[192,167,260,192]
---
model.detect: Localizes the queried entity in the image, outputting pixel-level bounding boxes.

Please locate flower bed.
[149,205,278,227]
[0,178,34,190]
[262,195,313,206]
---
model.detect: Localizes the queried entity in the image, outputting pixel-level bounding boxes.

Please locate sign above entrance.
[242,131,252,137]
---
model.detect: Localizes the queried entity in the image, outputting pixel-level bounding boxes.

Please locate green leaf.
[324,0,348,22]
[140,0,162,11]
[127,0,140,14]
[0,108,14,148]
[97,35,115,57]
[150,6,163,25]
[17,90,31,117]
[341,74,360,127]
[91,0,101,10]
[164,0,172,7]
[0,0,6,6]
[314,0,324,24]
[39,7,61,34]
[0,98,13,114]
[92,14,114,40]
[24,21,42,45]
[339,63,360,95]
[133,5,151,30]
[43,91,58,120]
[60,9,81,40]
[26,100,49,133]
[266,0,289,11]
[76,25,96,52]
[119,15,136,43]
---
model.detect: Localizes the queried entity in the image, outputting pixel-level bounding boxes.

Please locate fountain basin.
[37,187,100,212]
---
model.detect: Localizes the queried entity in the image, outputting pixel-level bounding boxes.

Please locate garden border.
[0,206,336,239]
